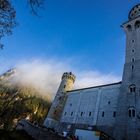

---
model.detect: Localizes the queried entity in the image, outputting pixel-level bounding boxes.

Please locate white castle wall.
[60,82,121,133]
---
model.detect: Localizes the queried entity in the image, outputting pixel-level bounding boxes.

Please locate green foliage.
[0,79,51,130]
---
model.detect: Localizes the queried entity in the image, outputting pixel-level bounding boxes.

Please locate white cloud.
[7,59,121,100]
[74,70,121,89]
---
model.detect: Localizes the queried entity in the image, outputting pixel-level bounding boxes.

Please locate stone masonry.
[43,4,140,140]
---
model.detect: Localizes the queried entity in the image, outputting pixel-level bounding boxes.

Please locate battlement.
[62,72,76,83]
[129,4,140,20]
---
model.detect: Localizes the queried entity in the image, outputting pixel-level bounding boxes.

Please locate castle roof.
[67,81,122,93]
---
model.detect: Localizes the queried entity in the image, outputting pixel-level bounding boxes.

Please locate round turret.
[129,4,140,20]
[62,72,76,83]
[57,72,76,93]
[43,72,76,129]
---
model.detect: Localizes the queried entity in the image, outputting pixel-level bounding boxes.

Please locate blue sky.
[0,0,140,77]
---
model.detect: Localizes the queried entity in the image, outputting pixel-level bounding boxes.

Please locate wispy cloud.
[74,70,120,89]
[5,59,121,100]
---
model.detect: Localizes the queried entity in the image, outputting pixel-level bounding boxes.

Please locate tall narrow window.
[71,112,73,116]
[128,107,135,118]
[102,112,104,117]
[81,112,83,116]
[129,110,131,117]
[132,58,135,62]
[132,109,135,117]
[89,112,92,117]
[64,112,67,116]
[113,112,116,117]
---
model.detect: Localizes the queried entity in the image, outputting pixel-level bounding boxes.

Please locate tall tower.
[43,72,76,129]
[114,4,140,140]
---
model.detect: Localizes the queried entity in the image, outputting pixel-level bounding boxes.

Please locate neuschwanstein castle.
[14,4,140,140]
[43,4,140,140]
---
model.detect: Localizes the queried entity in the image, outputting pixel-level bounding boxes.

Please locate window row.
[64,111,92,117]
[126,21,140,31]
[64,111,116,118]
[102,111,116,117]
[68,100,112,108]
[64,109,136,118]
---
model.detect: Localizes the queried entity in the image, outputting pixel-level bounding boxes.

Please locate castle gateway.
[44,4,140,140]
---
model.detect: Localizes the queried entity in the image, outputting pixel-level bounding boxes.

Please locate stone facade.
[43,72,75,130]
[44,4,140,140]
[114,4,140,140]
[60,82,121,135]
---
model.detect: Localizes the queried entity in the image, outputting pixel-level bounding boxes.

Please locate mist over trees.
[0,0,44,49]
[0,77,51,130]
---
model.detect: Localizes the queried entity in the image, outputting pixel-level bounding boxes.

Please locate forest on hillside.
[0,76,51,130]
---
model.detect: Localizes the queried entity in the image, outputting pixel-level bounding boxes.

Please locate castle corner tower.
[114,4,140,140]
[43,72,76,129]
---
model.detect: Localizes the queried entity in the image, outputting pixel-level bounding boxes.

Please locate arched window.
[128,107,135,118]
[129,84,136,93]
[135,21,140,29]
[126,25,132,31]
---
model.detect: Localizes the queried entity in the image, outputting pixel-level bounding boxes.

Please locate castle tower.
[114,4,140,140]
[43,72,76,129]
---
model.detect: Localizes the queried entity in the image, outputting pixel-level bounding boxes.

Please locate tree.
[0,0,44,49]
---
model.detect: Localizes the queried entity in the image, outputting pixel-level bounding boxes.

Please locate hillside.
[0,69,51,130]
